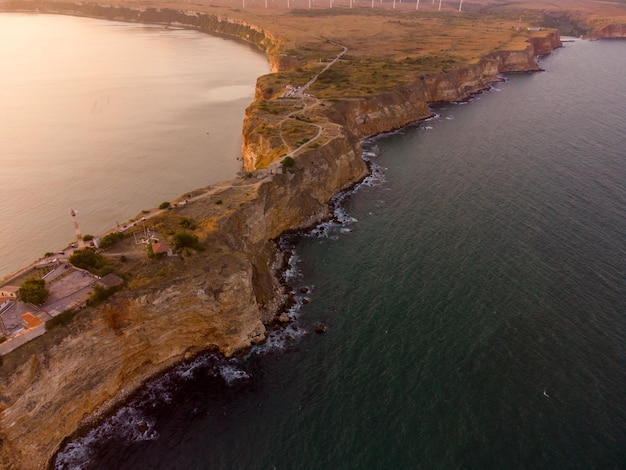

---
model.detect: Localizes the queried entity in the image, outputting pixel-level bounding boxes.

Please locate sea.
[0,13,269,280]
[22,22,626,470]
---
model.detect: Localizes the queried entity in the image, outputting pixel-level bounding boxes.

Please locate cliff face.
[528,30,562,55]
[0,127,367,470]
[592,24,626,38]
[0,249,266,469]
[0,10,562,469]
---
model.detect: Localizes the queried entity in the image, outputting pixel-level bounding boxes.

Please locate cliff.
[0,6,563,468]
[591,23,626,39]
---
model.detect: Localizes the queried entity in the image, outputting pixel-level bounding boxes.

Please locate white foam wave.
[283,251,302,283]
[55,405,159,469]
[54,352,229,469]
[218,363,250,385]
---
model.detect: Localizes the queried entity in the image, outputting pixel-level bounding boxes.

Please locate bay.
[0,13,269,279]
[57,39,626,469]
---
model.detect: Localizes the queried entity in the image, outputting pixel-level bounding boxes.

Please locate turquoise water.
[56,39,625,469]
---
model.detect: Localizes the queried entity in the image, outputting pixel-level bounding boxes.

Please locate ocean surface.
[54,39,626,468]
[0,13,269,279]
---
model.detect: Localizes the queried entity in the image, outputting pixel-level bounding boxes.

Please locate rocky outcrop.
[0,8,562,469]
[591,23,626,38]
[528,30,562,55]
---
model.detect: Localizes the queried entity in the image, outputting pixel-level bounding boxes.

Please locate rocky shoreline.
[0,3,623,468]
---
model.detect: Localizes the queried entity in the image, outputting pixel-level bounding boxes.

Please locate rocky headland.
[0,1,623,468]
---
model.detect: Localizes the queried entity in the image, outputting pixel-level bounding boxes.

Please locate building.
[96,273,124,289]
[0,286,19,299]
[151,241,174,257]
[21,312,43,330]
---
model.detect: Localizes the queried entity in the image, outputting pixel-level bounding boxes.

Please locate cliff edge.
[0,6,566,468]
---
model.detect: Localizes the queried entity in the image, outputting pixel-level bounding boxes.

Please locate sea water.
[0,13,269,279]
[55,39,626,468]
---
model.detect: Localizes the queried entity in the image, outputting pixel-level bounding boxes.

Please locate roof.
[21,312,43,329]
[97,273,124,288]
[151,242,171,254]
[0,286,20,294]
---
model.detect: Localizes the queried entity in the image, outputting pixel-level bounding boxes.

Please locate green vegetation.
[45,309,78,331]
[18,279,49,306]
[82,234,94,241]
[179,217,197,230]
[172,232,202,251]
[98,231,126,250]
[0,335,6,344]
[87,284,121,307]
[159,201,171,210]
[68,248,120,276]
[282,156,295,168]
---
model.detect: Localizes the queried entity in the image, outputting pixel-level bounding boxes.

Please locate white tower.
[70,209,85,249]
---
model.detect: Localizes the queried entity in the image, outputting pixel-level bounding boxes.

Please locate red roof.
[151,242,171,254]
[21,312,43,329]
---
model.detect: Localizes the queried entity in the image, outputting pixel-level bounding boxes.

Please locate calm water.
[0,13,268,279]
[56,40,625,468]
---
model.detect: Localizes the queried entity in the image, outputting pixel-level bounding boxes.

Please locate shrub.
[159,201,171,210]
[172,232,202,251]
[87,284,121,307]
[82,234,94,241]
[179,217,197,230]
[282,156,295,168]
[215,199,223,205]
[45,309,77,331]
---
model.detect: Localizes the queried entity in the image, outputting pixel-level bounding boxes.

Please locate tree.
[281,156,295,168]
[98,232,126,249]
[69,248,105,271]
[18,279,49,306]
[172,232,202,250]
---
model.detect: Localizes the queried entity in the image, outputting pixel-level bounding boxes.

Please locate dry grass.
[108,0,624,100]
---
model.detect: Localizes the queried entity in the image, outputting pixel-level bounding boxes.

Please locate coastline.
[0,2,624,468]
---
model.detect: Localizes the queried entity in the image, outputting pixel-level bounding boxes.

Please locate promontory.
[0,0,624,467]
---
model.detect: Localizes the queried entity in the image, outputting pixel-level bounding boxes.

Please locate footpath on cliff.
[0,0,625,468]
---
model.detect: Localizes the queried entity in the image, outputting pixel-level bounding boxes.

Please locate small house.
[0,286,19,299]
[151,241,174,257]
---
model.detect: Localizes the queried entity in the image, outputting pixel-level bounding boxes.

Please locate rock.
[315,323,327,334]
